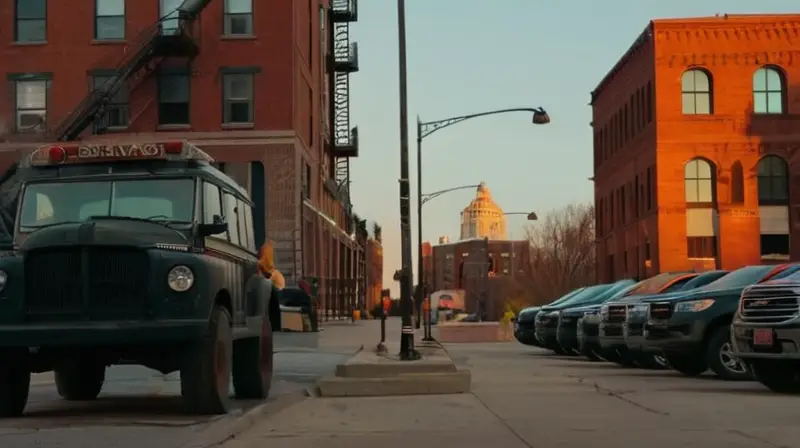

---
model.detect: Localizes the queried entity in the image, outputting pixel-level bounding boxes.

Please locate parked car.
[556,280,640,356]
[514,287,586,347]
[638,263,800,381]
[732,269,800,393]
[535,284,616,355]
[598,271,726,368]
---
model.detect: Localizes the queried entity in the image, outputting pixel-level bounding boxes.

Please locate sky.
[347,1,799,296]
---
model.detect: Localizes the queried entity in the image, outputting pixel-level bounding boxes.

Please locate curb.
[181,388,311,448]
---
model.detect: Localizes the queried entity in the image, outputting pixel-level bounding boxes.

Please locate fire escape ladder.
[329,0,359,212]
[53,0,212,142]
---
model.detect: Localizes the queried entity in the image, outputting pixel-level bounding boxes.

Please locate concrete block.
[335,346,457,378]
[438,322,513,343]
[318,370,472,397]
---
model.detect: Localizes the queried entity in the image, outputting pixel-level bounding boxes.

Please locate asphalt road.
[0,330,355,448]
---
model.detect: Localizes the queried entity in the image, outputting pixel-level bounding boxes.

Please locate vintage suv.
[0,140,279,417]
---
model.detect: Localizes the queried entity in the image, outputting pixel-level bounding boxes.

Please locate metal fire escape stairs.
[53,0,212,142]
[327,0,359,222]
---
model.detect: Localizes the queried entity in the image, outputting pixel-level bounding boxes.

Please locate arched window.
[753,67,785,114]
[681,69,712,114]
[730,161,744,204]
[757,156,790,259]
[684,158,717,259]
[684,159,714,204]
[758,156,789,204]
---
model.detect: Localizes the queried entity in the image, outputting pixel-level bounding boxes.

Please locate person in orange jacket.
[258,241,285,289]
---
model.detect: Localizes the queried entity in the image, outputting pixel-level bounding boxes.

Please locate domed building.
[459,182,507,240]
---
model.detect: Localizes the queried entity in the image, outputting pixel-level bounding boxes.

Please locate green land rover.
[0,140,279,417]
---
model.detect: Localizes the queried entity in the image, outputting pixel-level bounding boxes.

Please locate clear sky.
[348,1,799,296]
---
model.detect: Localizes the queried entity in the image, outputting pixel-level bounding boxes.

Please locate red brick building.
[0,0,365,315]
[592,14,800,282]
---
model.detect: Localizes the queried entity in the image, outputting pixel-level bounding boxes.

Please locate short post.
[381,308,387,342]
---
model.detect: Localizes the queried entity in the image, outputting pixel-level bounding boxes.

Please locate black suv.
[0,141,279,417]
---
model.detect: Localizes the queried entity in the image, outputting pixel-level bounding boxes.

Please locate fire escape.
[327,0,359,221]
[52,0,212,141]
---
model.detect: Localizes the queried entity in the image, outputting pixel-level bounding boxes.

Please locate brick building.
[592,14,800,282]
[426,237,530,320]
[0,0,366,315]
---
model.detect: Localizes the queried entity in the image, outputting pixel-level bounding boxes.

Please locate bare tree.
[523,203,595,305]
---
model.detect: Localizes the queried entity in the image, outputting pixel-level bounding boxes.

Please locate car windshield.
[678,271,727,291]
[548,287,586,306]
[19,178,195,229]
[699,265,774,290]
[624,273,687,296]
[594,280,637,302]
[555,284,611,307]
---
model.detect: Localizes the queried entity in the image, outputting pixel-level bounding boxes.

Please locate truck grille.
[648,302,673,320]
[606,304,627,323]
[739,285,800,324]
[25,247,150,319]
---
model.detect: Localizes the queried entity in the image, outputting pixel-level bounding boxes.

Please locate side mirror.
[198,215,228,237]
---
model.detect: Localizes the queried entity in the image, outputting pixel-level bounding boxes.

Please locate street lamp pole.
[396,0,418,360]
[416,108,549,330]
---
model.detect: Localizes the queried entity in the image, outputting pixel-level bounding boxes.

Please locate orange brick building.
[0,0,365,315]
[593,14,800,282]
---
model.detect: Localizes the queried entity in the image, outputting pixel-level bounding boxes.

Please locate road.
[225,338,800,448]
[0,321,363,448]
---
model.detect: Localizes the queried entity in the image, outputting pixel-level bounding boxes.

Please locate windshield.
[625,273,687,296]
[548,287,586,306]
[678,271,726,291]
[19,179,195,229]
[595,280,637,302]
[556,284,613,307]
[699,265,774,290]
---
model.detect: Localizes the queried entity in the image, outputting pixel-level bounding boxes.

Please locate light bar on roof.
[25,140,214,167]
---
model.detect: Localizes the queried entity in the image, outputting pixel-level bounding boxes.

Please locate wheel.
[635,352,668,370]
[705,326,751,381]
[580,346,602,362]
[181,306,233,415]
[0,350,30,417]
[666,353,707,376]
[55,362,105,401]
[750,360,800,394]
[232,316,274,399]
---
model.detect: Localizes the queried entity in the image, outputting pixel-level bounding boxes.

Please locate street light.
[415,108,549,333]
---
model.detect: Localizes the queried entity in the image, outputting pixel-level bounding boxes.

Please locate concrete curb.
[181,388,311,448]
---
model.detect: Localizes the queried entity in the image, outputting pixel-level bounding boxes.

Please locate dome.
[459,182,507,240]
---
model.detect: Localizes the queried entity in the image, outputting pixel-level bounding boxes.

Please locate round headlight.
[167,265,194,292]
[0,270,7,292]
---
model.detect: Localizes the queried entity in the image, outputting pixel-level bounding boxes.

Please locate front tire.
[750,360,800,394]
[0,350,30,417]
[55,362,105,401]
[706,326,751,381]
[233,316,274,399]
[666,353,707,377]
[181,306,233,415]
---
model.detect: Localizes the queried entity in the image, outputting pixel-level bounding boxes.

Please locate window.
[761,234,789,258]
[753,67,785,114]
[681,69,712,114]
[730,161,744,204]
[223,193,241,245]
[239,200,255,251]
[160,0,183,35]
[684,159,714,204]
[223,74,254,124]
[158,73,190,125]
[757,156,788,204]
[15,79,48,132]
[646,81,653,122]
[20,179,195,229]
[302,162,311,199]
[224,0,253,35]
[203,182,223,224]
[96,0,125,40]
[15,0,46,42]
[93,75,129,128]
[687,236,717,259]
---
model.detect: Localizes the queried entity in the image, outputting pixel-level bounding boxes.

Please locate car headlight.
[674,299,714,313]
[599,305,609,316]
[0,270,7,292]
[167,265,194,292]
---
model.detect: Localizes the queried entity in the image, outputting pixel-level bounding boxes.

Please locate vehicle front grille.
[739,285,800,324]
[648,302,673,320]
[25,247,150,319]
[607,304,627,323]
[517,320,535,330]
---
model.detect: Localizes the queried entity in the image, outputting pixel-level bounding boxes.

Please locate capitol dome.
[459,182,507,240]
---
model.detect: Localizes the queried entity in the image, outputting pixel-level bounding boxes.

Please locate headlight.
[0,270,7,292]
[167,265,194,292]
[674,299,714,313]
[599,305,609,316]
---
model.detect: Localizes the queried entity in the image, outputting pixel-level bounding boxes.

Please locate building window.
[730,161,744,204]
[160,0,183,35]
[753,67,785,114]
[95,0,125,40]
[15,79,48,132]
[224,0,253,35]
[687,236,717,259]
[757,156,789,204]
[92,75,129,129]
[158,73,190,125]
[681,69,712,114]
[223,73,254,124]
[15,0,46,42]
[757,156,790,259]
[684,158,714,205]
